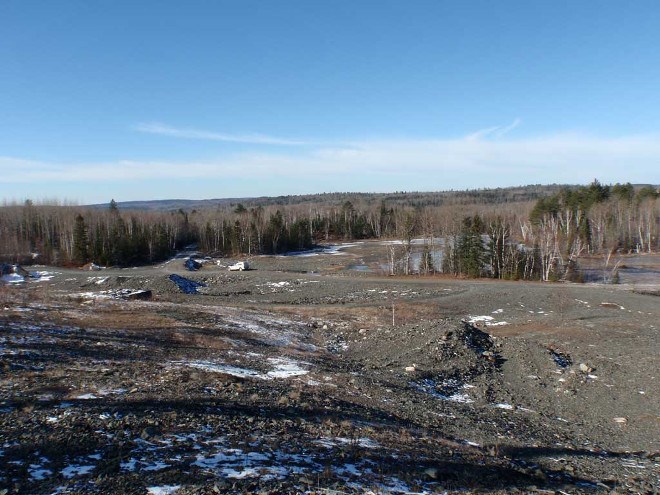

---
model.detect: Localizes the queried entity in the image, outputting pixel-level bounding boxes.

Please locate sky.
[1,1,659,204]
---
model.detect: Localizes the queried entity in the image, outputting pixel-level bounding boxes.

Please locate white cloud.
[466,118,521,140]
[1,132,658,195]
[133,122,310,146]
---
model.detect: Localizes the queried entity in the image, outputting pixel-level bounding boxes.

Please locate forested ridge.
[1,182,658,282]
[91,184,567,211]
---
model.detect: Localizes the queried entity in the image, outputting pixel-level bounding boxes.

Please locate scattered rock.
[423,467,438,479]
[579,363,592,373]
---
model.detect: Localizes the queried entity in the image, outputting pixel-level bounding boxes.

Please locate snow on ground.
[28,458,53,481]
[180,361,262,379]
[1,273,24,283]
[223,314,316,351]
[466,315,509,326]
[257,279,321,293]
[105,429,416,492]
[147,486,181,495]
[175,356,309,380]
[315,437,381,449]
[70,289,150,300]
[411,378,475,403]
[1,412,470,495]
[30,270,59,281]
[281,243,362,257]
[75,393,98,400]
[266,357,310,378]
[61,464,95,478]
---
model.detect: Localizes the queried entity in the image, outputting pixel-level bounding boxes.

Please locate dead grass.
[60,307,181,329]
[168,330,234,350]
[271,300,444,329]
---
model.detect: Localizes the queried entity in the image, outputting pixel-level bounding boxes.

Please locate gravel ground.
[1,242,658,494]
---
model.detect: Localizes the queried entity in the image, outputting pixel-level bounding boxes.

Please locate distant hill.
[88,198,241,211]
[88,184,575,211]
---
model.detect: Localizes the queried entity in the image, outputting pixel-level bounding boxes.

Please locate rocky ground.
[0,242,658,494]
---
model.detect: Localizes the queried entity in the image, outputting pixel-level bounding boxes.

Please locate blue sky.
[1,1,659,203]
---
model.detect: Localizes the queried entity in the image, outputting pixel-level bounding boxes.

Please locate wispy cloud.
[133,122,310,146]
[0,132,660,184]
[466,118,522,140]
[2,132,659,193]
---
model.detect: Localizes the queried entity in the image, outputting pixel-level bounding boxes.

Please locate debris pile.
[168,274,207,294]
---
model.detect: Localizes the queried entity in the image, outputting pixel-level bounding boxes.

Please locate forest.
[1,182,658,282]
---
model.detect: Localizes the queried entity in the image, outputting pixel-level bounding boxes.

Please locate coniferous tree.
[72,214,89,264]
[456,215,486,278]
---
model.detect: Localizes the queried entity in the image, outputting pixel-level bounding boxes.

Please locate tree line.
[1,182,657,281]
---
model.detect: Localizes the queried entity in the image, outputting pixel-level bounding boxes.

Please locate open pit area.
[1,242,658,494]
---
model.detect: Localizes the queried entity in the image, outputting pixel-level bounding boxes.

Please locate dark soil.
[1,242,658,494]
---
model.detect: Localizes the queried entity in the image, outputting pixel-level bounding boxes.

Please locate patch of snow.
[120,458,137,471]
[314,437,380,449]
[282,243,362,257]
[468,315,494,322]
[61,464,95,478]
[75,393,98,400]
[72,291,112,300]
[1,273,24,283]
[412,378,474,403]
[29,464,53,480]
[30,271,59,281]
[336,437,381,449]
[147,486,181,495]
[466,315,508,326]
[183,361,262,379]
[492,308,504,314]
[143,460,169,471]
[193,449,244,469]
[266,357,309,378]
[336,463,362,476]
[8,306,32,312]
[96,387,127,396]
[494,403,514,410]
[222,467,261,479]
[177,357,309,380]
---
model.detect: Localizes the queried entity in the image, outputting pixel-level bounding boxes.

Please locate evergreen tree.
[456,215,486,278]
[72,214,89,264]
